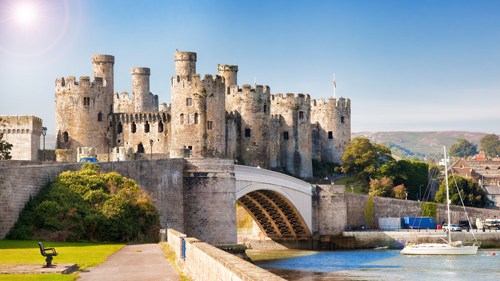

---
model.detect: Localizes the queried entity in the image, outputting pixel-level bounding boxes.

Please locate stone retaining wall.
[167,229,286,281]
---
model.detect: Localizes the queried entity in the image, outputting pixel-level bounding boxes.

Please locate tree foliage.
[369,177,393,197]
[480,134,500,158]
[342,138,394,190]
[420,202,438,220]
[7,164,160,242]
[393,184,406,199]
[435,175,487,208]
[449,138,477,158]
[0,118,13,160]
[377,159,428,201]
[364,195,374,226]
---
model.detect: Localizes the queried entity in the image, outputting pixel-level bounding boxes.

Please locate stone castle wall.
[0,115,43,161]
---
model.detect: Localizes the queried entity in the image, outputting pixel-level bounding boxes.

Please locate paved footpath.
[78,243,182,281]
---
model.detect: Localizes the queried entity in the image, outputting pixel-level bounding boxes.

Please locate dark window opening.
[98,112,103,122]
[194,113,198,124]
[83,97,90,106]
[63,131,69,143]
[118,140,121,143]
[117,122,123,134]
[131,122,137,133]
[186,98,192,106]
[188,146,193,150]
[245,128,251,137]
[283,131,289,140]
[328,131,333,139]
[341,116,345,123]
[137,143,144,153]
[144,121,150,133]
[158,121,164,132]
[299,111,304,119]
[109,121,112,127]
[180,114,184,125]
[207,121,213,130]
[263,104,267,113]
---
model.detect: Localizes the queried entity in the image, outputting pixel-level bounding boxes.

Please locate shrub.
[7,164,159,242]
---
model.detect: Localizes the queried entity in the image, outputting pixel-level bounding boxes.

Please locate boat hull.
[401,243,478,255]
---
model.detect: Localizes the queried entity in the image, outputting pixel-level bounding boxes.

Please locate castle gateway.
[55,51,351,178]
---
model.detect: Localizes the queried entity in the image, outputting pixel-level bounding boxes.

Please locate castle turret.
[131,67,158,112]
[170,51,226,158]
[92,55,114,91]
[218,64,238,93]
[175,51,197,76]
[271,93,312,178]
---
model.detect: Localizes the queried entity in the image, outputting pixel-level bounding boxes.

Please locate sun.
[14,3,37,25]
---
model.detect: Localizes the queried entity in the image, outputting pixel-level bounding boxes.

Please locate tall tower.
[170,51,226,158]
[55,55,115,160]
[131,67,158,112]
[218,64,238,93]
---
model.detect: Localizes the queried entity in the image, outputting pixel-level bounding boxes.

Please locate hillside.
[352,131,489,161]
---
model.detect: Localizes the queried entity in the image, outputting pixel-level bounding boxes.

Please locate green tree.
[0,118,13,160]
[480,134,500,158]
[435,175,487,208]
[420,202,438,220]
[342,137,394,191]
[449,138,477,158]
[369,177,393,197]
[378,159,428,201]
[364,195,374,226]
[393,184,406,199]
[428,164,443,179]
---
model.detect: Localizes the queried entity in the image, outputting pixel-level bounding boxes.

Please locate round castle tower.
[271,93,312,179]
[227,84,271,168]
[131,67,158,112]
[170,51,226,158]
[55,55,114,160]
[218,64,238,93]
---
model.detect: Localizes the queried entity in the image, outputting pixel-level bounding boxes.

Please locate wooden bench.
[38,242,58,268]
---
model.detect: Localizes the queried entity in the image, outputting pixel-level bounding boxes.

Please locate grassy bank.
[0,240,125,280]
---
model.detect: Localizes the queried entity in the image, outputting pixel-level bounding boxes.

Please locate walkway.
[78,243,181,281]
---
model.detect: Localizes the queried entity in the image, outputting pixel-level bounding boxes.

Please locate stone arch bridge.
[234,165,313,240]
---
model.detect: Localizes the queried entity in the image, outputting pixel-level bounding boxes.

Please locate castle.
[55,51,351,178]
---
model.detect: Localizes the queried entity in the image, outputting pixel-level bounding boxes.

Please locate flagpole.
[333,74,336,99]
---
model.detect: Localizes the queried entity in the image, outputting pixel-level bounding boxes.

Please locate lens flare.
[15,4,37,25]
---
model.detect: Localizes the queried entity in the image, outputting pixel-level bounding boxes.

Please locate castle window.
[180,114,184,125]
[188,146,193,150]
[98,112,103,122]
[207,121,213,130]
[137,143,144,153]
[131,122,137,133]
[158,121,164,133]
[299,111,304,119]
[194,113,198,124]
[486,167,491,170]
[109,121,112,127]
[245,128,251,137]
[263,104,267,114]
[283,131,289,140]
[328,131,333,139]
[63,131,69,143]
[186,98,192,106]
[341,116,345,123]
[83,97,90,106]
[187,114,191,124]
[144,121,150,133]
[117,122,123,134]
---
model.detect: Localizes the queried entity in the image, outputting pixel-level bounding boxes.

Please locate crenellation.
[53,50,350,179]
[1,115,43,161]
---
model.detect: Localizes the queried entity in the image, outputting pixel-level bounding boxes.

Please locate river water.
[247,249,500,280]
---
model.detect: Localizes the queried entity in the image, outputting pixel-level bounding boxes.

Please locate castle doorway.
[137,143,144,153]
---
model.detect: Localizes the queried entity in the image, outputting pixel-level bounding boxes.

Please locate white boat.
[401,146,478,255]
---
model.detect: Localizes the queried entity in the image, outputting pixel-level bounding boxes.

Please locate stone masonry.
[0,115,43,161]
[54,51,351,179]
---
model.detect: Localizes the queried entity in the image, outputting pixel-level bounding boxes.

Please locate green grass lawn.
[0,240,125,281]
[332,176,366,195]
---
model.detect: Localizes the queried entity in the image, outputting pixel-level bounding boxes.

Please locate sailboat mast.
[444,146,451,244]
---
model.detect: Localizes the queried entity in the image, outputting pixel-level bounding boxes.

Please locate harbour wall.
[167,229,286,281]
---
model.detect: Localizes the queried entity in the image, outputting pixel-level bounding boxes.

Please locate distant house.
[449,158,500,207]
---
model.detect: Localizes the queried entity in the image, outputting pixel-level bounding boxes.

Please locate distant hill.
[352,131,489,161]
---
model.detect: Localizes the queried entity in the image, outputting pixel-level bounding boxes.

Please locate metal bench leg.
[44,256,53,268]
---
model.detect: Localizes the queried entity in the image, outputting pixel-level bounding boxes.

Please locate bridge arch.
[235,165,313,239]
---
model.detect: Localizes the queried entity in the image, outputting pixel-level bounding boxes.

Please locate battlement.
[0,115,43,132]
[172,74,224,93]
[229,84,271,97]
[113,112,169,124]
[175,52,197,62]
[310,97,351,111]
[271,93,311,106]
[131,67,150,75]
[92,54,115,64]
[55,76,103,92]
[217,64,238,71]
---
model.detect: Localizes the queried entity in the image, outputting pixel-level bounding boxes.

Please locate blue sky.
[1,0,499,135]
